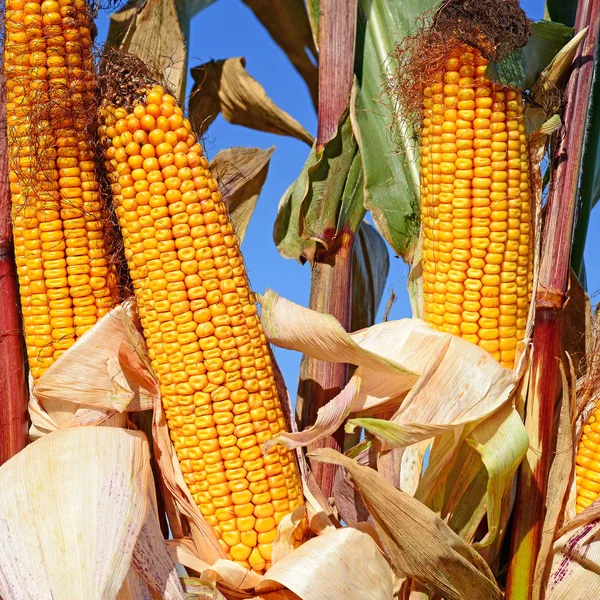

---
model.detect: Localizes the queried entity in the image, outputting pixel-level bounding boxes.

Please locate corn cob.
[99,86,305,572]
[575,408,600,513]
[420,48,533,369]
[5,0,117,379]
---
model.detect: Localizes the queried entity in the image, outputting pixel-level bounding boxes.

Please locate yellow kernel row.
[420,47,533,369]
[5,0,116,379]
[100,87,306,572]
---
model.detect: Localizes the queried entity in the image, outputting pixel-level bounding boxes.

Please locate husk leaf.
[309,448,501,600]
[0,427,150,599]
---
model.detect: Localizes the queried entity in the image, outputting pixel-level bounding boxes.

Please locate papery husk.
[29,301,159,434]
[259,289,518,453]
[533,361,576,600]
[0,427,155,599]
[310,448,501,600]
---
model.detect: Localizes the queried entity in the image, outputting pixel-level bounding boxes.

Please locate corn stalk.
[505,0,600,595]
[0,84,28,465]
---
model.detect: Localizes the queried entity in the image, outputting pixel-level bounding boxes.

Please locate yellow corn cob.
[420,48,533,369]
[575,408,600,514]
[99,86,305,572]
[5,0,117,379]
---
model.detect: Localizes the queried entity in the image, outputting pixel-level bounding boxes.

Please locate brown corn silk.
[98,85,306,572]
[4,0,117,380]
[420,47,533,369]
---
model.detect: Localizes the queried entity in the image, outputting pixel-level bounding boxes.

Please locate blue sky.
[95,0,598,397]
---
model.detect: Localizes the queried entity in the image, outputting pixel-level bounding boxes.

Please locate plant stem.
[0,82,28,465]
[297,231,354,498]
[505,1,600,596]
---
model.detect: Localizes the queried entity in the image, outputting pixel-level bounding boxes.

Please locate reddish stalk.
[505,2,600,596]
[297,231,354,499]
[316,0,358,149]
[0,81,28,465]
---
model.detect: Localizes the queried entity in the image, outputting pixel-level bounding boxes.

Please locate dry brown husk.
[1,302,395,599]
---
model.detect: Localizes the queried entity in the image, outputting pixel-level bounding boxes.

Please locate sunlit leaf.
[310,448,501,600]
[352,0,439,261]
[259,290,517,452]
[466,405,529,547]
[209,147,274,243]
[189,58,313,145]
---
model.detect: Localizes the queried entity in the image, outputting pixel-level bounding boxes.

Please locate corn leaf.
[352,0,439,261]
[189,58,313,145]
[241,0,318,108]
[546,518,600,598]
[273,149,318,262]
[180,578,226,600]
[299,113,358,254]
[259,290,517,452]
[466,404,529,547]
[209,147,274,243]
[485,20,574,90]
[309,448,501,600]
[0,428,150,599]
[131,506,186,599]
[545,0,577,27]
[255,527,393,599]
[33,302,158,420]
[351,221,390,332]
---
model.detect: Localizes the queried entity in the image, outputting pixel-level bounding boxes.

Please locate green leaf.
[353,0,439,261]
[351,221,390,332]
[273,149,318,262]
[545,0,577,27]
[486,20,573,90]
[466,405,529,547]
[300,113,358,248]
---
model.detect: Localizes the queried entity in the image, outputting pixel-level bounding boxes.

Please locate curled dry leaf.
[255,527,393,600]
[189,58,313,145]
[209,147,274,243]
[241,0,318,108]
[259,290,518,452]
[33,302,159,420]
[271,506,307,565]
[309,448,501,600]
[0,427,150,599]
[180,577,227,600]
